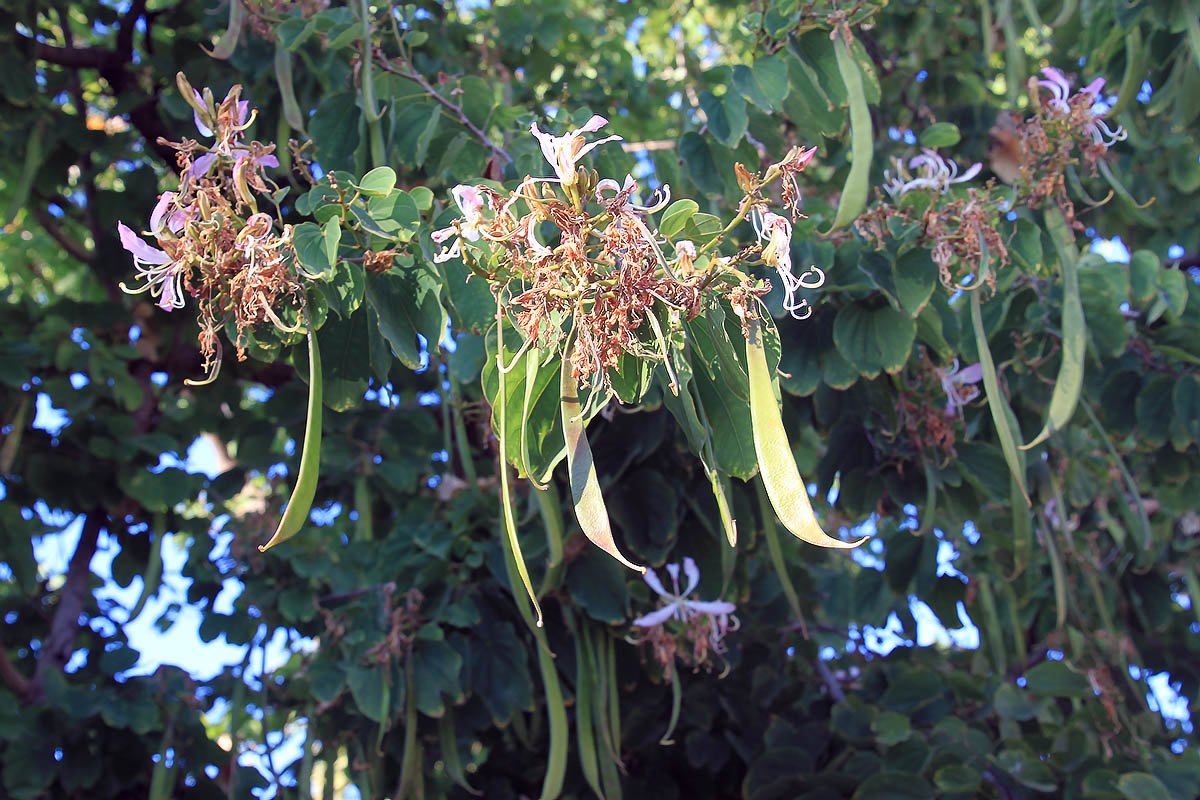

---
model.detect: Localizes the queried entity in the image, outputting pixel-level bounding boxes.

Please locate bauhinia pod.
[825,32,872,232]
[260,327,323,552]
[560,350,645,572]
[744,315,866,549]
[1021,206,1086,450]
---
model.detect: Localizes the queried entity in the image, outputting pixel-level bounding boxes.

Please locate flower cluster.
[887,352,983,463]
[118,75,302,384]
[1000,67,1127,218]
[860,66,1125,291]
[630,558,737,678]
[432,116,819,390]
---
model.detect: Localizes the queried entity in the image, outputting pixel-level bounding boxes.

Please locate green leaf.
[934,764,982,793]
[412,639,463,717]
[567,548,631,624]
[307,661,345,704]
[392,102,441,168]
[993,683,1039,721]
[366,190,420,242]
[692,354,758,480]
[308,91,360,172]
[1173,375,1200,443]
[1024,660,1090,696]
[345,664,389,723]
[1159,268,1188,316]
[317,260,365,319]
[607,467,678,564]
[366,266,446,371]
[459,618,534,725]
[679,132,726,196]
[356,166,396,197]
[850,772,934,800]
[832,303,916,377]
[1129,249,1159,304]
[294,222,333,275]
[1136,373,1175,446]
[918,122,961,148]
[659,199,699,239]
[871,711,911,746]
[699,90,748,147]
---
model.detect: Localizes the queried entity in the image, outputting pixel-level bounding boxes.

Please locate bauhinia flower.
[431,184,487,263]
[595,173,672,214]
[936,358,983,416]
[883,148,982,200]
[117,222,185,311]
[1037,67,1126,147]
[530,114,622,188]
[751,206,825,320]
[634,557,736,629]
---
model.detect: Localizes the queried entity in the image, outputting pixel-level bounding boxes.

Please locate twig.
[620,139,676,152]
[29,204,92,265]
[0,635,32,699]
[814,657,846,703]
[375,58,512,164]
[31,510,105,699]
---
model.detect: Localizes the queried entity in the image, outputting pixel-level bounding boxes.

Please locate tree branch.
[29,204,92,265]
[376,57,512,165]
[31,510,105,699]
[0,635,32,699]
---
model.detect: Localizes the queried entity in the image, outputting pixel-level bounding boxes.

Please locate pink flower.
[193,90,248,137]
[937,359,983,416]
[530,114,622,187]
[1037,67,1126,146]
[884,149,982,200]
[751,206,825,320]
[633,557,736,629]
[117,222,185,311]
[594,174,672,214]
[432,184,488,263]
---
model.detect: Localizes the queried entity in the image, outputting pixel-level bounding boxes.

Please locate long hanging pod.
[825,32,873,232]
[1020,206,1086,450]
[967,235,1030,506]
[560,350,645,572]
[745,316,866,548]
[496,314,544,627]
[260,327,324,551]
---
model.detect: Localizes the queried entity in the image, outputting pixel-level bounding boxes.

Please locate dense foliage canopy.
[2,0,1199,798]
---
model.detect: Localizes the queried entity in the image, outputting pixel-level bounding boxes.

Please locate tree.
[1,0,1198,798]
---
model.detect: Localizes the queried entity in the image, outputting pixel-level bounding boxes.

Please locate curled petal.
[642,567,671,599]
[632,604,682,628]
[681,557,700,596]
[686,600,737,616]
[798,266,825,289]
[117,222,171,265]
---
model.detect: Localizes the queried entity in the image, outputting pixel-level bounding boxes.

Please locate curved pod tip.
[260,328,323,552]
[745,316,867,550]
[560,358,645,572]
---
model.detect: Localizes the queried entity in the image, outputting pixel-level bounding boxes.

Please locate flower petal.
[685,600,737,616]
[682,557,700,596]
[117,222,171,265]
[643,567,671,598]
[632,604,681,628]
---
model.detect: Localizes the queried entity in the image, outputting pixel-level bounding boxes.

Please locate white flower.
[117,222,185,311]
[432,184,487,263]
[529,114,622,187]
[633,557,736,629]
[751,206,825,320]
[1037,67,1126,147]
[595,174,671,214]
[936,359,983,416]
[883,148,982,200]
